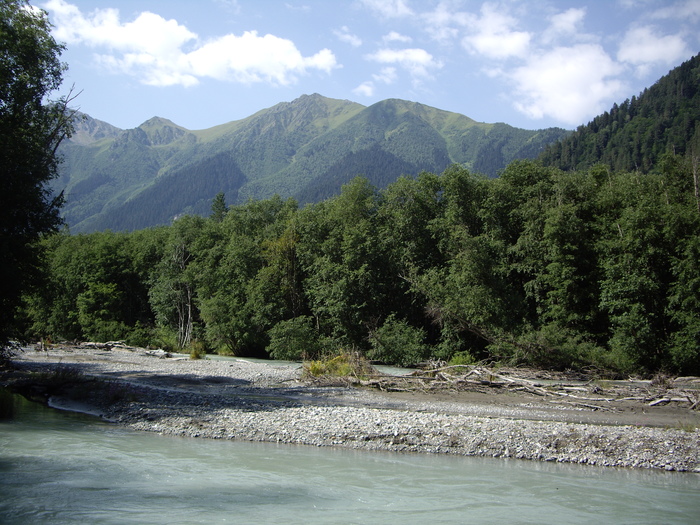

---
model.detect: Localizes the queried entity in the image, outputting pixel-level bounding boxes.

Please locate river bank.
[4,344,699,473]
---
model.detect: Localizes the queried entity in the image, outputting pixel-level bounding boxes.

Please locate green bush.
[124,322,155,349]
[188,340,207,360]
[304,351,376,379]
[267,316,320,360]
[448,351,476,366]
[368,314,427,367]
[152,326,179,352]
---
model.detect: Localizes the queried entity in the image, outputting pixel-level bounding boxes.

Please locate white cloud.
[461,3,531,59]
[422,2,466,43]
[542,8,587,44]
[354,67,398,98]
[44,1,196,52]
[617,0,653,8]
[373,67,398,84]
[186,32,336,86]
[43,0,337,87]
[366,48,442,79]
[334,26,362,47]
[383,31,412,43]
[284,3,311,12]
[353,81,375,97]
[617,26,689,75]
[651,0,700,21]
[509,44,625,125]
[359,0,414,18]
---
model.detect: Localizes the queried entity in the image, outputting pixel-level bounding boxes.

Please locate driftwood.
[649,396,697,407]
[360,365,700,411]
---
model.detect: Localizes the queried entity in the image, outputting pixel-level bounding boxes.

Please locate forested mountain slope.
[540,53,700,171]
[28,58,700,376]
[55,94,568,232]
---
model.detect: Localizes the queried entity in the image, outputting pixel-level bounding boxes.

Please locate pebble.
[14,346,700,473]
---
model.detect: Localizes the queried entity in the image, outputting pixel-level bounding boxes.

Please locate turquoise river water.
[1,393,698,524]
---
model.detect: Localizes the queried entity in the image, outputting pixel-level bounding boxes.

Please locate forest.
[20,155,700,377]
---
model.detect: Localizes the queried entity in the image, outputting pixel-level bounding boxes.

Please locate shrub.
[188,340,207,360]
[152,326,179,352]
[267,316,320,360]
[304,351,376,379]
[368,314,427,367]
[449,351,476,366]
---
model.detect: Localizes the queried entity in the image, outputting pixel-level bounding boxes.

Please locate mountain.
[55,94,569,232]
[539,53,700,172]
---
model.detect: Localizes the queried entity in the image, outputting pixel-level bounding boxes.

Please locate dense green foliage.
[540,53,700,172]
[23,158,700,376]
[56,95,568,233]
[0,0,73,353]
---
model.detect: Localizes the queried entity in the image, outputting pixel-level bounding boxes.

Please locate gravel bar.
[12,346,700,473]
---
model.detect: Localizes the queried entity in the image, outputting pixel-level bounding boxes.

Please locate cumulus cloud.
[42,0,337,87]
[383,31,412,43]
[461,3,531,59]
[422,2,468,42]
[366,48,442,79]
[335,26,362,47]
[357,0,695,126]
[542,8,587,44]
[510,44,625,125]
[353,81,375,97]
[373,67,398,84]
[360,47,439,97]
[617,26,689,75]
[651,0,700,21]
[354,67,398,98]
[359,0,414,18]
[185,32,336,85]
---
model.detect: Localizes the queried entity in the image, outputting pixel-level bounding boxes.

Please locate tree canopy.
[23,160,700,377]
[0,0,73,354]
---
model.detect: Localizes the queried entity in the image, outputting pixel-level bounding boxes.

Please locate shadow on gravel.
[6,358,382,420]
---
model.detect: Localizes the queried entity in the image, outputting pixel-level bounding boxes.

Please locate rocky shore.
[7,345,700,473]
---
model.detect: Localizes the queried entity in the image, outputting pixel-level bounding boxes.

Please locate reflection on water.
[1,392,699,524]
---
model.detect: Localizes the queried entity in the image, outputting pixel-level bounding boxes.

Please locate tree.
[149,216,205,349]
[0,0,74,355]
[210,192,227,222]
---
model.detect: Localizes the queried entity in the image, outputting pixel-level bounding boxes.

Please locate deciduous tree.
[0,0,74,354]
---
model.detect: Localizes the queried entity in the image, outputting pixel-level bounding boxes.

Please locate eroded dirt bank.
[4,344,699,472]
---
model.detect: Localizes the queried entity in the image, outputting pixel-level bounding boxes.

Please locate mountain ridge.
[57,94,569,232]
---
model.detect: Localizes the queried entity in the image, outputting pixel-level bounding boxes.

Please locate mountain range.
[55,94,568,232]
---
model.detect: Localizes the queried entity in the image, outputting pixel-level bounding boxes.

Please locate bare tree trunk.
[177,284,193,349]
[172,243,193,349]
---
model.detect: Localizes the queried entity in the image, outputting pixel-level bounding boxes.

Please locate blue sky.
[41,0,699,131]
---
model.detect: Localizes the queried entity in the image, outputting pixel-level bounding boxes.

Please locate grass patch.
[187,340,207,360]
[303,351,376,380]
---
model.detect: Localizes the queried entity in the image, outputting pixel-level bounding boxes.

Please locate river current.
[1,393,698,524]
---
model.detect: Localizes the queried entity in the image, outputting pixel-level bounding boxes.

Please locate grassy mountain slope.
[57,94,568,232]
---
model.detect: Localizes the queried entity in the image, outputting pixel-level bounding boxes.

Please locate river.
[1,393,698,524]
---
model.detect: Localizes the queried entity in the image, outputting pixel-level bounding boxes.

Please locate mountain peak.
[68,112,122,145]
[139,116,187,130]
[58,94,571,232]
[137,116,192,146]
